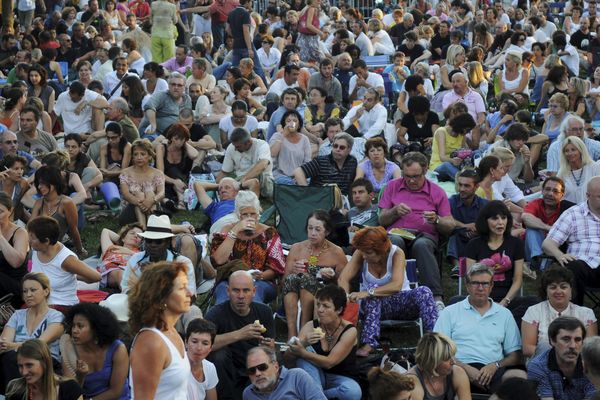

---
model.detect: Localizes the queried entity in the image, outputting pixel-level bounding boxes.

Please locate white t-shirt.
[187,359,218,400]
[54,89,102,134]
[492,174,525,203]
[348,72,384,101]
[31,245,79,306]
[560,44,581,76]
[222,138,273,179]
[267,78,299,97]
[219,116,259,140]
[143,78,169,95]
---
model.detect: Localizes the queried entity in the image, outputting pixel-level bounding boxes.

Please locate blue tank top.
[361,159,397,193]
[82,340,131,399]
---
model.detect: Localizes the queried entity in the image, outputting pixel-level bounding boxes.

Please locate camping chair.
[380,259,424,339]
[364,55,391,70]
[260,184,336,247]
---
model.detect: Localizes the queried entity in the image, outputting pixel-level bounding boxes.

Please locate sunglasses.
[333,144,347,150]
[246,363,270,375]
[4,140,18,144]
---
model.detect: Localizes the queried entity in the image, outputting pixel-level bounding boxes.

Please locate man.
[333,52,354,108]
[570,16,592,50]
[219,101,259,148]
[543,176,600,305]
[56,34,77,66]
[206,271,276,400]
[487,22,513,58]
[547,115,600,174]
[443,71,485,147]
[435,263,526,393]
[584,0,599,18]
[430,21,451,63]
[5,51,31,84]
[348,59,384,102]
[161,45,194,74]
[92,48,112,83]
[103,56,138,99]
[342,88,388,138]
[448,169,489,277]
[266,88,301,141]
[143,72,192,135]
[554,31,580,77]
[124,13,142,33]
[397,31,431,70]
[523,177,575,269]
[243,346,327,400]
[17,107,58,160]
[70,22,94,61]
[53,81,110,136]
[538,13,558,39]
[217,128,273,199]
[528,316,596,400]
[348,178,379,229]
[267,64,300,99]
[227,0,265,82]
[378,151,454,305]
[319,118,365,161]
[0,130,41,174]
[193,177,239,230]
[493,1,512,25]
[294,132,357,196]
[350,19,374,57]
[81,0,105,29]
[208,0,239,48]
[485,123,535,182]
[582,336,600,391]
[186,58,216,91]
[308,58,343,105]
[273,52,311,91]
[179,108,216,154]
[389,13,414,42]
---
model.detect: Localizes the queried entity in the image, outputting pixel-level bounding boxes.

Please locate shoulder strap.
[109,73,129,98]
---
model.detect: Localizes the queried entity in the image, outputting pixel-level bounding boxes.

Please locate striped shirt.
[300,153,357,195]
[547,201,600,268]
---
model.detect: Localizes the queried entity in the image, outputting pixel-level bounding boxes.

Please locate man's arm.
[435,215,455,237]
[364,107,387,138]
[522,212,552,231]
[145,109,158,133]
[240,159,269,182]
[542,237,575,266]
[293,167,308,186]
[378,207,399,227]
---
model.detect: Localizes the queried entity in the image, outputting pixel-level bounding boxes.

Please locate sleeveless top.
[81,340,131,399]
[0,228,27,280]
[360,159,397,193]
[545,113,567,142]
[130,327,190,400]
[429,127,464,170]
[67,153,91,178]
[547,84,569,100]
[502,68,529,95]
[42,197,68,241]
[411,367,456,400]
[163,143,193,180]
[360,244,410,292]
[31,244,78,306]
[312,319,358,376]
[106,145,123,168]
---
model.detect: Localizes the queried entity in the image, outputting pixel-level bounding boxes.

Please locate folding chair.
[364,55,391,70]
[380,259,424,339]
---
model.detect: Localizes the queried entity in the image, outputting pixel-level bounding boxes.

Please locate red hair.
[351,226,391,254]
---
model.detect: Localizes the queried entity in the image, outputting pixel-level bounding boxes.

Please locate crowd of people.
[4,0,600,398]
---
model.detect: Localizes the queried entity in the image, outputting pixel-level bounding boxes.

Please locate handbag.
[0,294,16,327]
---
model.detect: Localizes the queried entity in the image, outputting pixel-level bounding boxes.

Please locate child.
[383,51,411,92]
[348,178,379,230]
[186,318,219,400]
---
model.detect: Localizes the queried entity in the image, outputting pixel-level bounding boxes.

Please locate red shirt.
[129,0,150,19]
[523,198,562,225]
[209,0,239,23]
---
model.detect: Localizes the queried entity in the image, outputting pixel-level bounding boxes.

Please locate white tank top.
[131,327,190,400]
[502,68,530,95]
[360,245,410,292]
[31,245,79,306]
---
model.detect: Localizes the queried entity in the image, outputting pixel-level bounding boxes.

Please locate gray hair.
[109,96,129,114]
[168,72,186,83]
[334,132,354,149]
[247,346,278,364]
[234,190,262,217]
[582,336,600,378]
[365,87,381,101]
[466,263,494,281]
[220,177,240,190]
[558,114,586,141]
[403,13,414,22]
[230,127,251,144]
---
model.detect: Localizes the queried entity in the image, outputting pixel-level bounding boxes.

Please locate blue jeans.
[214,279,277,304]
[274,175,295,185]
[525,228,551,269]
[296,354,362,400]
[212,61,231,81]
[435,161,460,182]
[230,48,266,83]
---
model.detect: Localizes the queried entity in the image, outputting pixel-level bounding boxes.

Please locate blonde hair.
[446,44,465,66]
[489,146,516,162]
[239,58,254,69]
[549,92,569,110]
[22,272,51,299]
[544,54,562,69]
[131,139,156,162]
[505,52,522,67]
[415,332,458,376]
[558,136,594,178]
[468,61,486,87]
[570,77,589,98]
[368,18,383,31]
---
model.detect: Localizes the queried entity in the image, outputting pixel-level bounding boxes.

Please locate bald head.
[229,270,254,286]
[1,130,18,154]
[227,270,256,315]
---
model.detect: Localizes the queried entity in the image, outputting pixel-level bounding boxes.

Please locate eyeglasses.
[404,173,424,181]
[246,363,270,375]
[468,281,492,288]
[568,127,584,132]
[3,140,17,144]
[332,143,347,150]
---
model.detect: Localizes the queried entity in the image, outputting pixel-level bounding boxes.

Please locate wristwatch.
[368,288,376,297]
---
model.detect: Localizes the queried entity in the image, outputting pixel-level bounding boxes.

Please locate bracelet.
[227,231,237,240]
[503,297,511,304]
[495,361,501,368]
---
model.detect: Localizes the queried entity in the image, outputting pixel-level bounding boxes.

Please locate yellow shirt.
[429,126,464,170]
[476,186,495,201]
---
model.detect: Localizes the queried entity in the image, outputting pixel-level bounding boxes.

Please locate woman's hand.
[292,259,308,274]
[141,196,156,212]
[320,267,335,280]
[348,291,369,302]
[174,179,187,193]
[288,341,306,356]
[305,331,323,345]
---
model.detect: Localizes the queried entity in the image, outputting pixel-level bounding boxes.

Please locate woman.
[97,223,142,290]
[0,155,30,221]
[522,265,597,357]
[149,0,177,63]
[5,339,82,400]
[472,23,494,53]
[536,65,569,113]
[483,98,519,143]
[406,332,471,400]
[39,49,65,86]
[197,85,232,138]
[232,77,266,119]
[282,210,348,339]
[119,139,165,227]
[238,59,268,97]
[557,136,600,204]
[541,93,570,143]
[465,200,524,305]
[121,38,146,75]
[256,35,281,81]
[304,87,341,139]
[210,191,285,304]
[64,134,103,198]
[0,273,64,391]
[368,367,415,400]
[468,61,489,100]
[41,152,88,208]
[498,52,529,97]
[0,190,29,308]
[155,123,199,210]
[0,88,26,131]
[567,76,590,119]
[121,75,148,123]
[429,113,476,182]
[398,96,439,151]
[339,227,439,357]
[356,137,402,193]
[286,284,362,400]
[297,0,326,62]
[142,62,169,96]
[531,42,546,80]
[27,63,55,114]
[368,18,394,55]
[129,261,192,399]
[438,44,467,91]
[564,6,583,35]
[60,303,130,399]
[103,0,125,36]
[61,7,77,32]
[269,110,312,185]
[27,216,100,312]
[75,61,93,88]
[99,122,132,184]
[31,166,85,257]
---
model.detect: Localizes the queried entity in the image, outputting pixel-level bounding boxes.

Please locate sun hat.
[137,214,175,240]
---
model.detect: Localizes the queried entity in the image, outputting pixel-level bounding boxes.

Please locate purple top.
[160,56,194,74]
[82,340,130,399]
[378,178,451,239]
[360,159,397,193]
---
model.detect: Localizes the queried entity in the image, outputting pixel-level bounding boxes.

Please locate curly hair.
[165,123,191,141]
[65,303,120,347]
[117,223,143,246]
[128,261,189,333]
[131,139,156,163]
[351,226,392,255]
[368,367,415,399]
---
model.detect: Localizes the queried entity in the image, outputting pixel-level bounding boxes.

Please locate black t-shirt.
[190,123,209,142]
[465,235,525,300]
[400,112,439,142]
[7,379,82,400]
[396,43,425,63]
[489,30,514,55]
[228,6,251,49]
[430,33,451,61]
[71,36,93,55]
[81,11,105,29]
[57,48,78,66]
[389,23,413,40]
[205,301,274,363]
[570,30,592,50]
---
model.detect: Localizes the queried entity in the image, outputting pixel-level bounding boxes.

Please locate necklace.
[308,241,328,267]
[571,168,584,187]
[323,318,343,347]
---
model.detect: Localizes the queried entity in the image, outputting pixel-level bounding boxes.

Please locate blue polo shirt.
[204,199,235,224]
[527,348,596,400]
[434,297,522,365]
[243,367,327,400]
[449,194,488,225]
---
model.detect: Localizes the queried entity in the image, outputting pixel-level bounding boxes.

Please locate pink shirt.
[378,178,451,240]
[442,89,486,123]
[160,56,194,74]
